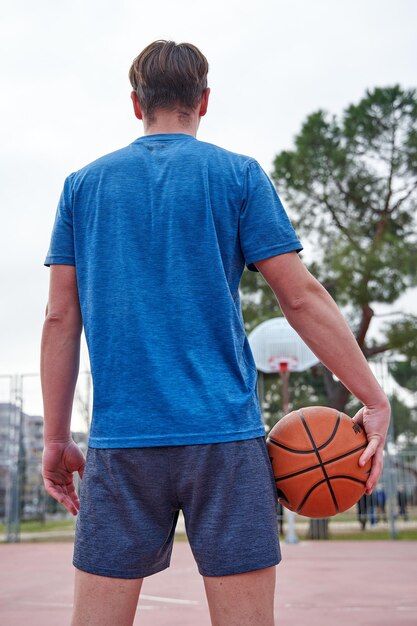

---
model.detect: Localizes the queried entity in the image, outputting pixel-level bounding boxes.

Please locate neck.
[143,109,200,137]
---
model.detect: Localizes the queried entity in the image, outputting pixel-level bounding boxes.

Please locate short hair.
[129,40,209,118]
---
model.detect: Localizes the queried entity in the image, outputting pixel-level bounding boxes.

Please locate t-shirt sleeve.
[44,175,76,267]
[239,160,303,272]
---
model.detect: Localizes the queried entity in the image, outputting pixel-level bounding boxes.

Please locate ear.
[131,91,143,120]
[199,88,210,117]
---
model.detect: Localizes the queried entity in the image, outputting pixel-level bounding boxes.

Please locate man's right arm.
[254,251,390,494]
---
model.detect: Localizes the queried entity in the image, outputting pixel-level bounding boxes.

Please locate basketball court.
[1,540,416,625]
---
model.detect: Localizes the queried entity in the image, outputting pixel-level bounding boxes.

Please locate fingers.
[44,479,80,516]
[359,437,379,467]
[355,402,389,496]
[364,447,384,495]
[42,441,85,515]
[67,481,81,511]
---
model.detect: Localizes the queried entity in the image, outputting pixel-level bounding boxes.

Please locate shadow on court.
[1,540,416,625]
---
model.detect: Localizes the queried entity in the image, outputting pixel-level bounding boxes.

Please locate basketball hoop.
[248,318,319,374]
[268,355,299,374]
[279,361,288,374]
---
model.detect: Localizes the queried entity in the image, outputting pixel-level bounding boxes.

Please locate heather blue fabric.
[73,437,281,578]
[45,134,302,448]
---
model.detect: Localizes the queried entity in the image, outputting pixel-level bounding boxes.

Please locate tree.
[267,85,417,412]
[390,358,417,394]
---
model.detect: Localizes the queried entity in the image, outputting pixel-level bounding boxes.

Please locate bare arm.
[41,265,85,514]
[255,252,390,494]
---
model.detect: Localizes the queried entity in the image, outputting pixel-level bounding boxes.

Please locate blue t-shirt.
[45,133,302,448]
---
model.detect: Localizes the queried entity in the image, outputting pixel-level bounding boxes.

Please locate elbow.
[43,309,82,336]
[282,293,308,313]
[279,276,326,316]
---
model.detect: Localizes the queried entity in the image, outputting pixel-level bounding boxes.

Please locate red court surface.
[1,540,416,625]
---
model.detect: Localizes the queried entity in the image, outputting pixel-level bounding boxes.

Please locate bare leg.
[204,566,276,626]
[71,568,143,626]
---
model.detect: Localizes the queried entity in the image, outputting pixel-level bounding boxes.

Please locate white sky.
[1,0,416,417]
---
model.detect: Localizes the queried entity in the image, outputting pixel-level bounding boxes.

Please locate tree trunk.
[356,304,374,350]
[322,367,350,411]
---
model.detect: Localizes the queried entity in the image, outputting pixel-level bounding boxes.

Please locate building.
[0,402,89,520]
[0,403,21,520]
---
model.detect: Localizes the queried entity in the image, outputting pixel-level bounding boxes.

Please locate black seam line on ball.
[268,415,341,455]
[276,486,289,502]
[299,411,340,513]
[274,443,368,482]
[268,438,314,454]
[296,475,367,513]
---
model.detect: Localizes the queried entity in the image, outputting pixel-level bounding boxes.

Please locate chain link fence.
[0,371,416,542]
[0,372,91,542]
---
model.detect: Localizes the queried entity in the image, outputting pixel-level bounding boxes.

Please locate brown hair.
[129,40,209,118]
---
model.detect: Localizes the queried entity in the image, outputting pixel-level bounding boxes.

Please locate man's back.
[46,132,301,447]
[41,41,390,626]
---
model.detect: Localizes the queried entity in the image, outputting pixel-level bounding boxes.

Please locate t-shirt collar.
[135,133,196,143]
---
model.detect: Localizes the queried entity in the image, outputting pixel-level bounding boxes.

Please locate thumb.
[352,407,365,427]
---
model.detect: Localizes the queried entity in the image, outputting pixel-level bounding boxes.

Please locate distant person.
[375,484,387,523]
[357,494,369,531]
[397,485,408,521]
[41,40,390,626]
[369,491,376,526]
[357,492,377,530]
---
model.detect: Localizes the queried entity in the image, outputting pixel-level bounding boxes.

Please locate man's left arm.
[41,264,85,515]
[255,252,390,495]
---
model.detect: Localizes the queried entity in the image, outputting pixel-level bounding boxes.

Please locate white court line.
[18,601,74,609]
[140,594,198,606]
[17,595,199,609]
[18,600,155,611]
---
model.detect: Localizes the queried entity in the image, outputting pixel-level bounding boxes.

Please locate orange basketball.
[267,406,371,518]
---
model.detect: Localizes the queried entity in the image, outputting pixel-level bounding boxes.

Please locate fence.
[0,372,91,542]
[0,372,416,542]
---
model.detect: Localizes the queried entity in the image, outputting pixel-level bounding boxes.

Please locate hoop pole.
[278,366,299,544]
[279,366,290,416]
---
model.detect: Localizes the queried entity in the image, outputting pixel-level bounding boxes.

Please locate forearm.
[41,315,81,443]
[277,280,387,408]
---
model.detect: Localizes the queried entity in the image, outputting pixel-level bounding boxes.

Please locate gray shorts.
[73,437,281,578]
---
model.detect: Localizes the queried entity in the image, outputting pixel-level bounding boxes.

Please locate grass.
[0,519,74,534]
[289,529,417,541]
[327,529,417,541]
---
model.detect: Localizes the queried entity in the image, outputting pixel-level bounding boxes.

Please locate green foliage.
[240,268,281,332]
[389,359,417,392]
[272,86,417,311]
[242,86,417,424]
[385,316,417,358]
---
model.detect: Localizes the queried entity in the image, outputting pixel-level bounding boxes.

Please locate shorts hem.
[72,557,171,579]
[87,428,266,448]
[198,555,282,577]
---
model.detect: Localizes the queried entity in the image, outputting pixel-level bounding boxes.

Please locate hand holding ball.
[267,406,371,518]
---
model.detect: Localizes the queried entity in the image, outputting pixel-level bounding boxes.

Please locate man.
[41,40,390,626]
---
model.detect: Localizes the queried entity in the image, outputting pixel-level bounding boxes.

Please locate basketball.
[267,406,371,518]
